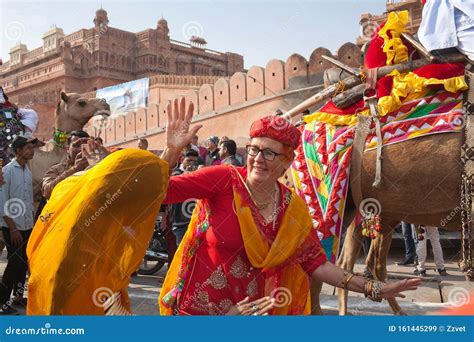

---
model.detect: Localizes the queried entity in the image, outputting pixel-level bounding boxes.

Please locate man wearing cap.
[205,135,220,166]
[0,135,36,314]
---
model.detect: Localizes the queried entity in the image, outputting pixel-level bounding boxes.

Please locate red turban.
[249,115,301,149]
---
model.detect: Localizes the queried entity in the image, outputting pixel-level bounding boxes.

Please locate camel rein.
[349,67,383,211]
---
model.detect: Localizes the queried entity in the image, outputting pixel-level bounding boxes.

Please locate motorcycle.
[138,215,169,275]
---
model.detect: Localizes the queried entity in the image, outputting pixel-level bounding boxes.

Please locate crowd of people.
[0,98,422,316]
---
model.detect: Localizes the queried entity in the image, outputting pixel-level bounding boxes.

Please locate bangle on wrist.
[364,279,385,302]
[338,271,356,290]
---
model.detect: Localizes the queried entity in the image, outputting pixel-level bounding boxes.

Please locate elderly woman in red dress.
[160,98,420,315]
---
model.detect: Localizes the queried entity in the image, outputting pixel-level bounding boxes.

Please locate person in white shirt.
[0,135,36,315]
[418,0,474,60]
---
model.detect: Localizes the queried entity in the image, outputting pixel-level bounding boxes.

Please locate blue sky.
[0,0,386,68]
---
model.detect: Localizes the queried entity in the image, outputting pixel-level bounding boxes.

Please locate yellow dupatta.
[26,149,169,315]
[160,169,314,315]
[233,187,313,315]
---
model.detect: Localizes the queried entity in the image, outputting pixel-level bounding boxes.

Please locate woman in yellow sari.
[26,99,201,315]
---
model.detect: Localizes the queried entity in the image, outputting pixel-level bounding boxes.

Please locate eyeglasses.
[246,145,286,161]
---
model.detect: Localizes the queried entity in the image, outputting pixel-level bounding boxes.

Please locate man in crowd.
[397,221,417,266]
[168,150,199,245]
[218,139,241,166]
[0,135,37,314]
[414,225,448,277]
[41,131,90,200]
[191,135,207,162]
[205,136,220,166]
[138,138,149,151]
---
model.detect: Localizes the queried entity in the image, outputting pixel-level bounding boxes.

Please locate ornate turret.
[9,42,28,66]
[157,17,169,39]
[42,25,65,53]
[93,7,109,29]
[190,36,207,49]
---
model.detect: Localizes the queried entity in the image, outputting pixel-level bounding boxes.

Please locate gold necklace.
[246,181,278,213]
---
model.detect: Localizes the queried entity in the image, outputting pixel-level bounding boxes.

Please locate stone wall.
[82,42,362,150]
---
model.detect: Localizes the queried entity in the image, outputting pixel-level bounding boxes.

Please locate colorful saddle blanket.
[291,10,468,263]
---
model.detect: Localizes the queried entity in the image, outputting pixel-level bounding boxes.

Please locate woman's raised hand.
[165,97,202,152]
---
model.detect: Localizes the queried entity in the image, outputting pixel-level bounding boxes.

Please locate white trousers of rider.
[416,226,445,271]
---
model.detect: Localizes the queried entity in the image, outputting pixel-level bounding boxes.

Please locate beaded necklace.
[245,180,279,231]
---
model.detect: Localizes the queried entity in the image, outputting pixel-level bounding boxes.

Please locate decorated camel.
[287,11,473,315]
[29,91,110,202]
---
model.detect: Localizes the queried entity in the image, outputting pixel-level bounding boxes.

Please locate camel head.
[55,91,110,133]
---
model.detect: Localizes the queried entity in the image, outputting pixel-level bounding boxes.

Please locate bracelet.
[364,279,385,302]
[338,271,356,290]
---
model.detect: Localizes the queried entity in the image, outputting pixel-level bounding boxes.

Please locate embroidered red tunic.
[163,165,327,315]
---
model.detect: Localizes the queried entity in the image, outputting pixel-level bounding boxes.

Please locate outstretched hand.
[381,278,421,299]
[165,97,202,152]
